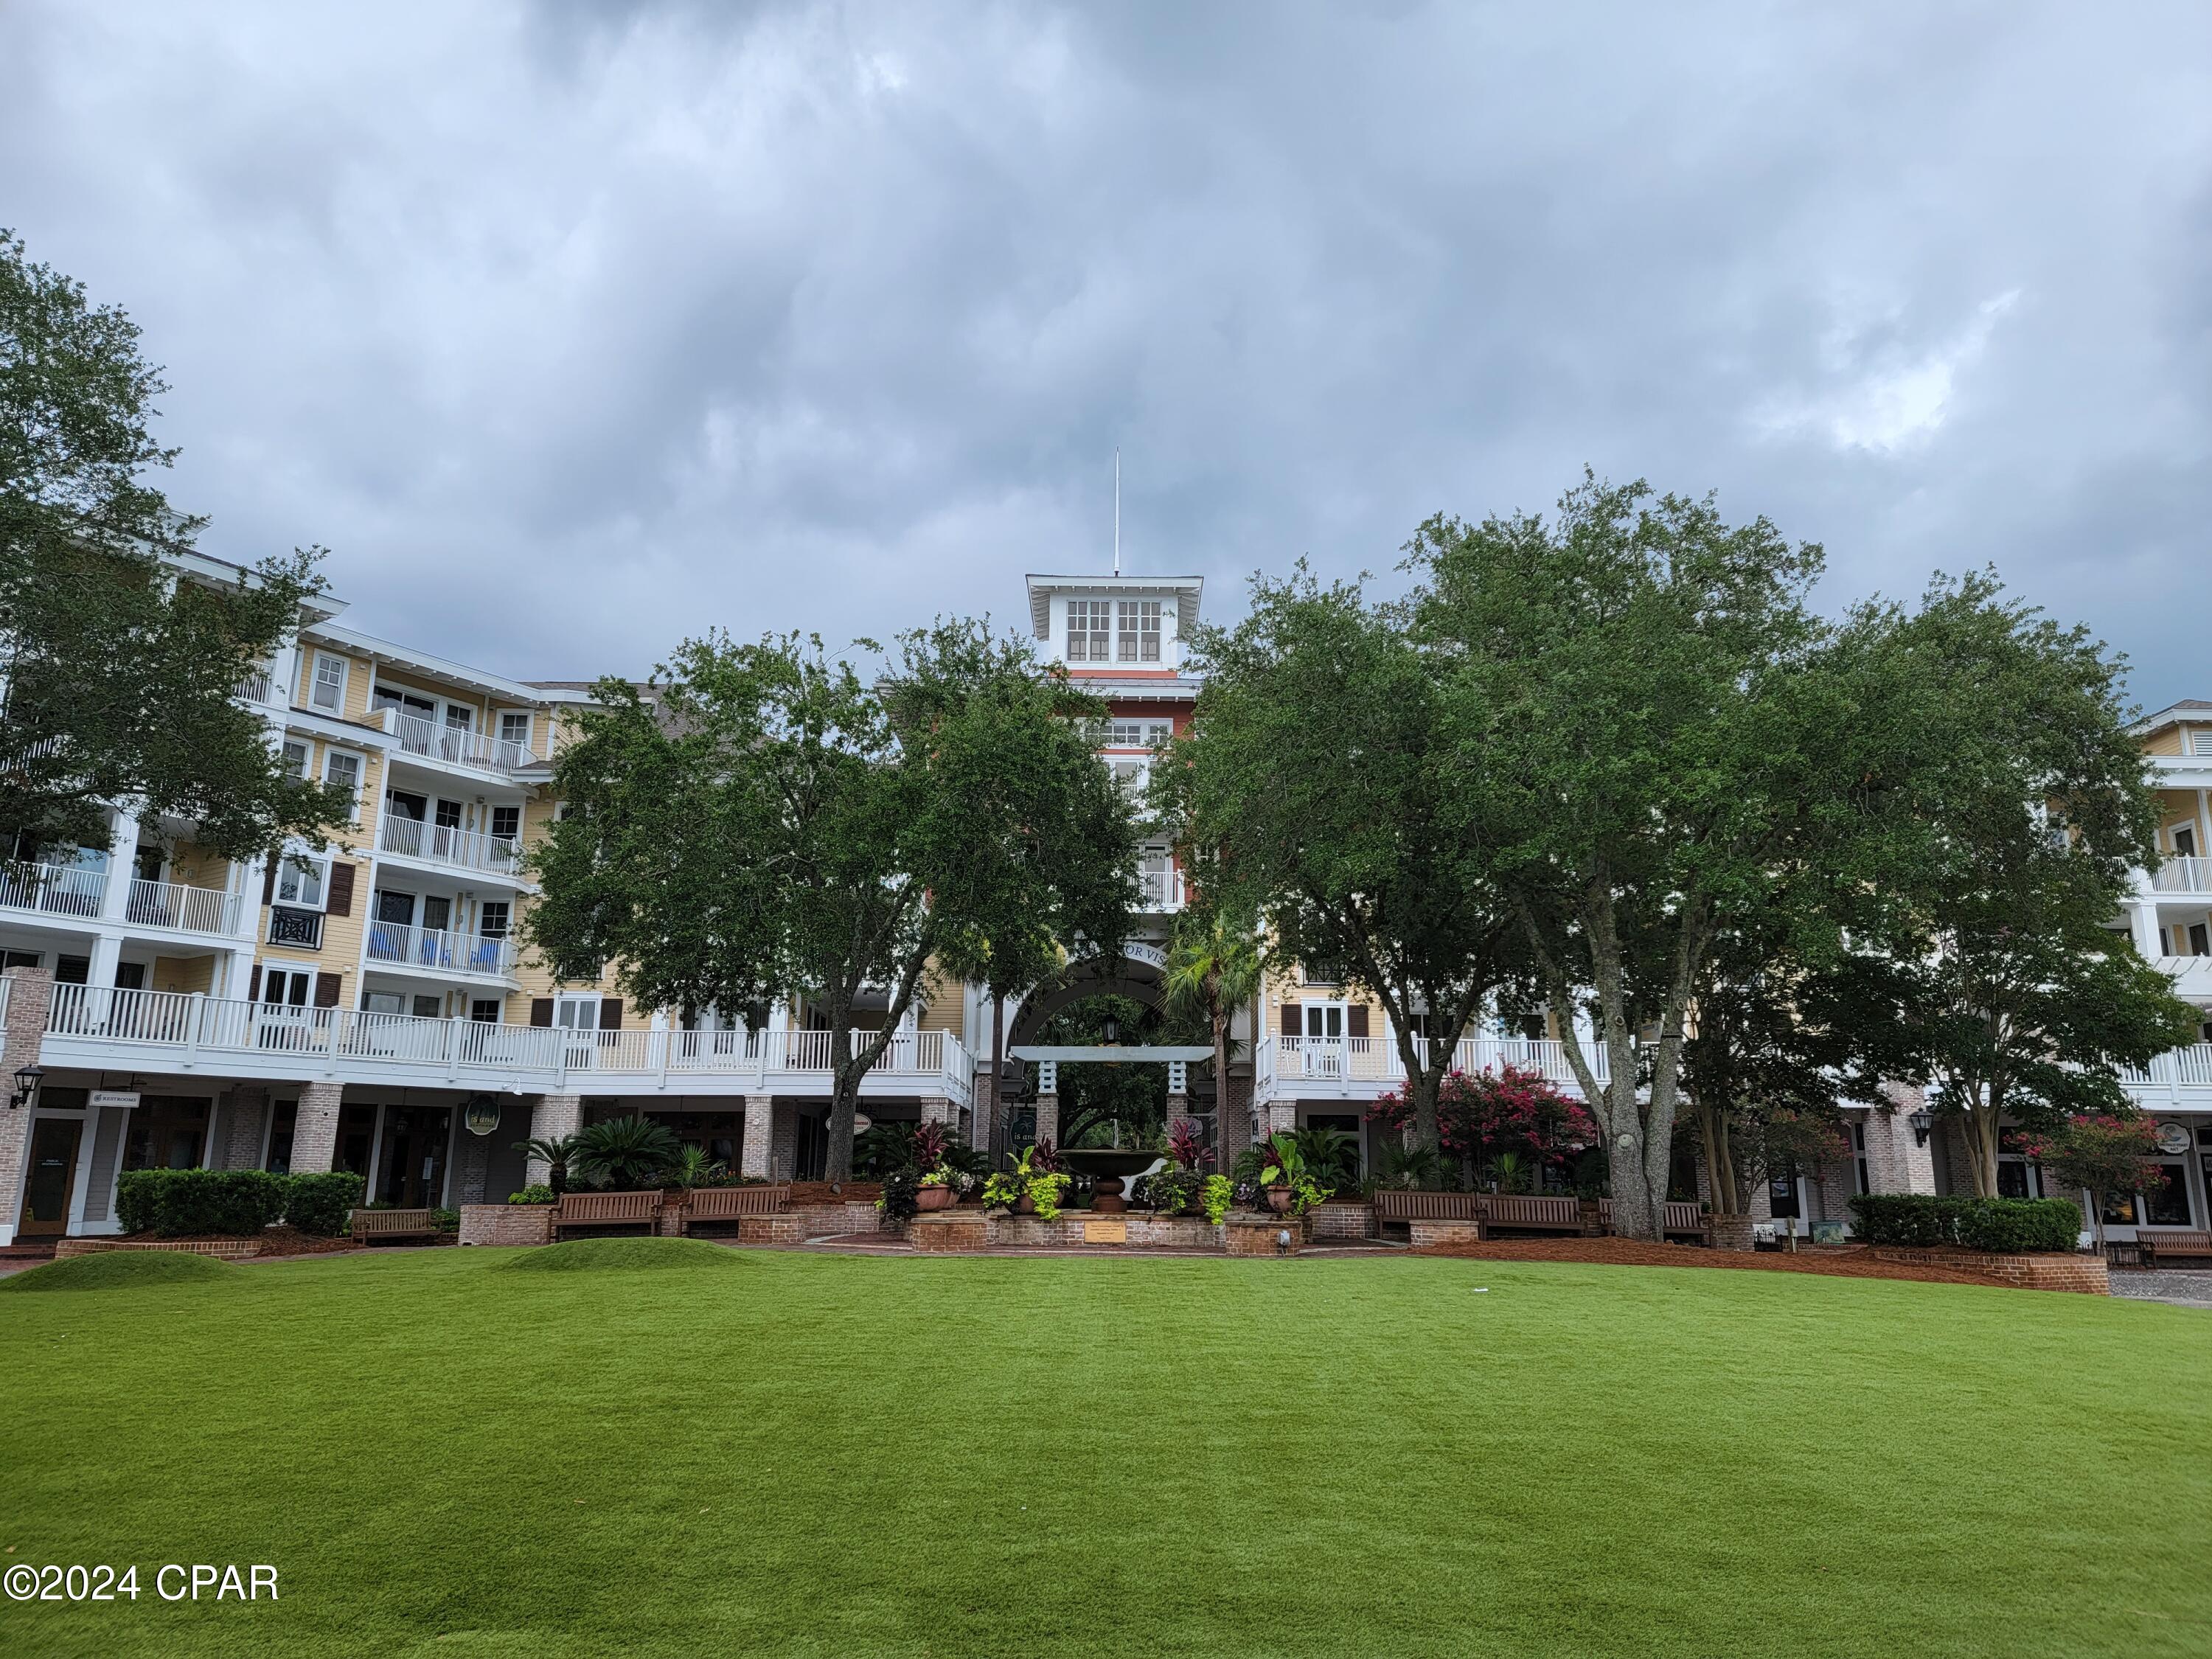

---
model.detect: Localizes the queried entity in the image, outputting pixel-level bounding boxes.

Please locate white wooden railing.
[2152,856,2212,894]
[2121,1043,2212,1096]
[39,985,972,1099]
[387,710,535,773]
[0,858,107,919]
[1257,1034,1610,1094]
[1138,869,1185,910]
[375,813,524,876]
[125,877,243,936]
[365,921,517,978]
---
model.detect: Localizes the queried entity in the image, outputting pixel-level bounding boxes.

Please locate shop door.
[375,1107,453,1206]
[19,1119,83,1237]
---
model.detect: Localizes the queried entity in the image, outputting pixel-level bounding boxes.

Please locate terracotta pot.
[916,1185,957,1212]
[1265,1186,1294,1214]
[1015,1194,1037,1215]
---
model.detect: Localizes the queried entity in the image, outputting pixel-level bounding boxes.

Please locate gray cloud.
[5,0,2207,704]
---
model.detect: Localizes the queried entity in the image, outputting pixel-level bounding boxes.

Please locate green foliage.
[1145,1166,1202,1216]
[432,1208,460,1233]
[114,1169,286,1237]
[283,1172,365,1236]
[666,1143,729,1191]
[1289,1125,1358,1194]
[982,1144,1068,1220]
[1040,994,1169,1147]
[1373,1138,1447,1192]
[1162,906,1263,1141]
[1026,1172,1071,1222]
[1200,1174,1234,1225]
[0,232,355,858]
[0,1250,237,1293]
[527,621,1136,1180]
[507,1184,555,1206]
[876,1167,922,1227]
[2019,1116,2163,1228]
[1846,1194,2082,1253]
[570,1116,682,1190]
[512,1135,582,1195]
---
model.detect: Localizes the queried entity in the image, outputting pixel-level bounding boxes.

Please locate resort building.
[0,559,2206,1252]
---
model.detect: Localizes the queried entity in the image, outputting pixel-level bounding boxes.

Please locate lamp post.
[9,1064,45,1110]
[1907,1108,1933,1147]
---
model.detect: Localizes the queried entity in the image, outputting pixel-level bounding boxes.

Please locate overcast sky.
[7,1,2208,706]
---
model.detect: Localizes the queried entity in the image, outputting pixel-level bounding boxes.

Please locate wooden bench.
[1371,1190,1480,1237]
[681,1184,790,1234]
[349,1208,443,1246]
[1596,1200,1714,1245]
[1478,1194,1585,1237]
[552,1190,664,1239]
[2138,1229,2212,1268]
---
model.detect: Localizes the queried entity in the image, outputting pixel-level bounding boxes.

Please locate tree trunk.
[824,1023,858,1182]
[1211,996,1237,1165]
[1959,1096,2002,1197]
[1696,1096,1739,1217]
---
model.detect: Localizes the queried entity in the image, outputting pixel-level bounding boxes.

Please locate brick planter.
[1308,1201,1374,1240]
[1407,1217,1484,1248]
[1872,1247,2110,1294]
[459,1204,553,1248]
[1710,1214,1756,1253]
[987,1211,1222,1249]
[908,1211,990,1252]
[54,1237,263,1261]
[1224,1212,1307,1256]
[789,1200,886,1237]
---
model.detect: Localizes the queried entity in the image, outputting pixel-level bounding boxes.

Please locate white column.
[88,933,124,990]
[99,804,142,922]
[2129,898,2163,958]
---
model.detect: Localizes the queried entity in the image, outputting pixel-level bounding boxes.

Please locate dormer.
[1024,574,1203,672]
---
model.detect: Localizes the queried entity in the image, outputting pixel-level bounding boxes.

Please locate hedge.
[114,1168,366,1238]
[116,1169,287,1237]
[1847,1193,2082,1253]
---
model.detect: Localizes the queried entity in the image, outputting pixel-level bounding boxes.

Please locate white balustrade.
[0,858,108,919]
[125,877,243,936]
[364,920,517,978]
[2152,857,2212,894]
[376,813,523,876]
[387,710,535,773]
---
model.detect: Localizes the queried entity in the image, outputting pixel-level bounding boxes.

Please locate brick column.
[1865,1086,1937,1195]
[1032,1091,1059,1149]
[771,1102,798,1180]
[524,1093,582,1186]
[288,1080,347,1175]
[453,1121,493,1204]
[740,1096,773,1178]
[215,1086,271,1171]
[1164,1093,1191,1126]
[1265,1100,1296,1139]
[0,969,55,1246]
[1217,1071,1253,1166]
[919,1096,955,1127]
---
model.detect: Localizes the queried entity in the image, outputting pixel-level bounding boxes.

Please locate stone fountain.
[1057,1147,1161,1214]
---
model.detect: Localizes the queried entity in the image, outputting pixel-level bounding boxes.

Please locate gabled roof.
[1024,573,1203,640]
[2132,699,2212,737]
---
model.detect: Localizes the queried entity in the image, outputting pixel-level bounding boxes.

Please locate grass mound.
[0,1249,238,1293]
[495,1237,743,1274]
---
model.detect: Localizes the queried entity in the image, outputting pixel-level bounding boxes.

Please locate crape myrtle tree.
[1815,574,2198,1196]
[0,230,352,859]
[1412,476,1856,1239]
[526,620,1135,1182]
[1165,567,1519,1161]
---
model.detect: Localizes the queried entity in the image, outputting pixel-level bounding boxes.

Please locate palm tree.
[568,1116,683,1191]
[1164,908,1262,1160]
[667,1142,729,1192]
[513,1133,582,1195]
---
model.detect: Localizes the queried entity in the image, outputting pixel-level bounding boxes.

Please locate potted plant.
[916,1166,959,1211]
[1254,1132,1331,1216]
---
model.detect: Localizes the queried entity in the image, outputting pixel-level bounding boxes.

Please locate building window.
[324,751,363,815]
[470,998,501,1023]
[490,805,521,841]
[310,653,347,712]
[265,1101,298,1175]
[445,705,473,732]
[1117,599,1161,663]
[2144,1163,2193,1226]
[275,854,327,910]
[499,712,532,750]
[281,738,310,778]
[479,900,510,939]
[2190,922,2211,958]
[1851,1123,1871,1195]
[1067,600,1111,663]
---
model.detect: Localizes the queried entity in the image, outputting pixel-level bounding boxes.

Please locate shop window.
[265,1101,298,1175]
[2143,1164,2193,1227]
[335,1105,377,1178]
[122,1096,210,1172]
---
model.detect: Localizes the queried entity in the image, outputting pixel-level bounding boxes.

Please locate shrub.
[1200,1174,1234,1225]
[432,1208,461,1233]
[1847,1192,2083,1253]
[284,1172,366,1237]
[876,1166,921,1228]
[1954,1198,2082,1254]
[116,1169,287,1237]
[507,1183,555,1206]
[1146,1166,1202,1216]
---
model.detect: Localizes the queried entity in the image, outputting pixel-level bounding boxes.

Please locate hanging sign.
[2154,1121,2190,1155]
[851,1114,872,1135]
[463,1097,502,1136]
[88,1091,141,1110]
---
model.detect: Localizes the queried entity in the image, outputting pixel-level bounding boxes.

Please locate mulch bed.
[783,1181,883,1205]
[108,1227,364,1259]
[1411,1236,2001,1287]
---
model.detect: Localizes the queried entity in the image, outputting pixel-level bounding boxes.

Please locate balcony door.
[1302,1001,1346,1077]
[554,995,602,1068]
[258,968,317,1051]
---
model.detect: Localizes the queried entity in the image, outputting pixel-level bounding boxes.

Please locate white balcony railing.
[364,921,517,979]
[0,858,107,919]
[375,813,524,877]
[39,985,973,1102]
[1258,1034,1610,1095]
[234,667,274,705]
[124,877,243,936]
[2152,857,2212,894]
[2121,1044,2212,1093]
[1138,868,1185,910]
[387,710,534,774]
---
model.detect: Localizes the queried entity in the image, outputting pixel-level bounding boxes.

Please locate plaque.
[1083,1218,1128,1245]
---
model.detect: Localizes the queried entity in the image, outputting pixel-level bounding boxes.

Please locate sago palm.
[1164,908,1262,1150]
[512,1133,582,1195]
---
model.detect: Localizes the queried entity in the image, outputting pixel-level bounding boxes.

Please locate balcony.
[125,877,243,937]
[2121,1043,2212,1106]
[2152,856,2212,895]
[1138,868,1185,911]
[0,858,107,920]
[234,667,274,705]
[385,710,535,776]
[365,920,517,981]
[375,813,524,878]
[267,906,324,950]
[34,984,973,1102]
[1256,1034,1610,1101]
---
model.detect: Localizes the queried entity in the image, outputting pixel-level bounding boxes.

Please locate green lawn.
[1,1244,2206,1658]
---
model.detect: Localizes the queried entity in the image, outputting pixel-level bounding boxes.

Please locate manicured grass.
[1,1248,2205,1658]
